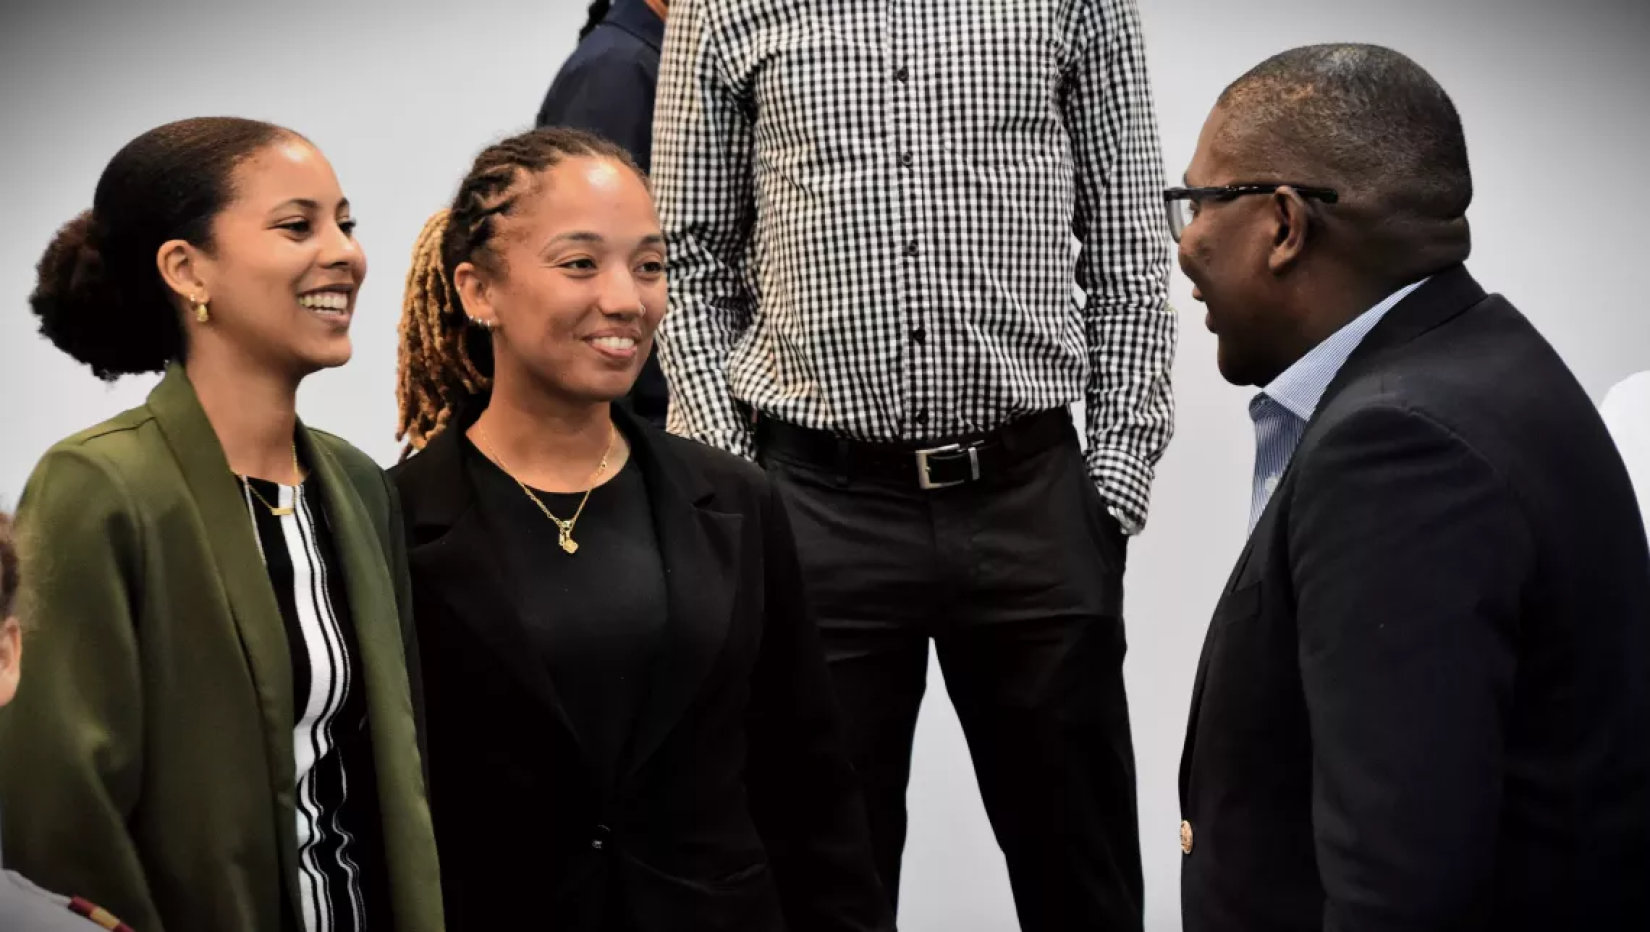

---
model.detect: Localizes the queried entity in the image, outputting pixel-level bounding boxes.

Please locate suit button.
[592,824,611,851]
[1180,820,1194,855]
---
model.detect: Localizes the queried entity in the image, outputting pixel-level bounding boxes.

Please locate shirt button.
[914,410,929,426]
[894,65,909,83]
[900,151,914,168]
[911,327,926,344]
[903,240,918,258]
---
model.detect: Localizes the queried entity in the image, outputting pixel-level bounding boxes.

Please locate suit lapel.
[620,410,741,779]
[399,404,744,782]
[401,425,586,758]
[1180,506,1269,805]
[144,364,302,918]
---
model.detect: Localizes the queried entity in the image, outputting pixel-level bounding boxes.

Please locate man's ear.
[1268,186,1313,274]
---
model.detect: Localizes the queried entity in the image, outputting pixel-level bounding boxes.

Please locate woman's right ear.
[453,261,499,329]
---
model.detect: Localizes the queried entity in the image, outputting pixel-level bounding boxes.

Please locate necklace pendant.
[559,533,580,555]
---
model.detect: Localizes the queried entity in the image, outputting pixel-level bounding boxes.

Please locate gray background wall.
[2,1,1646,928]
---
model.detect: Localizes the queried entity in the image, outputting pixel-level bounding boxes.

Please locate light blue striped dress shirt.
[1247,279,1428,533]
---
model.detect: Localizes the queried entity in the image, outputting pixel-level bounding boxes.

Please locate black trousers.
[760,415,1144,931]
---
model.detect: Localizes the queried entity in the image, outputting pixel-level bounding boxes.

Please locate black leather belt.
[755,409,1074,490]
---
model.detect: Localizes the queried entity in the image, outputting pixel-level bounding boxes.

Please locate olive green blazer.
[0,365,443,932]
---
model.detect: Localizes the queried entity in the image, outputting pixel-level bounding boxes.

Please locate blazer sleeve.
[1289,404,1533,931]
[745,480,896,932]
[0,447,162,932]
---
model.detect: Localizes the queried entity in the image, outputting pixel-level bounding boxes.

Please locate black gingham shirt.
[652,0,1175,531]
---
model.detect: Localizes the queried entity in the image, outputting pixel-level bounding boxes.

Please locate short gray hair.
[1218,44,1472,227]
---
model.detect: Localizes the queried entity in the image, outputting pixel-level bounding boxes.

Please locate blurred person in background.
[0,512,128,930]
[1600,370,1650,539]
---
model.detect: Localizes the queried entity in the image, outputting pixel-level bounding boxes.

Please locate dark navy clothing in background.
[538,0,671,429]
[537,0,663,172]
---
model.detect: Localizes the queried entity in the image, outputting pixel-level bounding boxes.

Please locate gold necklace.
[475,423,615,555]
[238,443,303,517]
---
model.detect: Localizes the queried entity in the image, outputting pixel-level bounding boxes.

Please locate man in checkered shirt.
[652,2,1172,926]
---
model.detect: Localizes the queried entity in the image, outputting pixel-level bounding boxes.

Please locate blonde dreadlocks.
[393,126,644,457]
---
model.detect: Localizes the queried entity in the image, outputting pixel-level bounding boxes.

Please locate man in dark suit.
[1171,43,1650,931]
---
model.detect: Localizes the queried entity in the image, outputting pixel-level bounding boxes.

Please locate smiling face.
[174,138,366,378]
[457,156,666,405]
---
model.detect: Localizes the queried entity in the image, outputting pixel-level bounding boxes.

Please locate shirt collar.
[1256,277,1429,422]
[605,0,665,52]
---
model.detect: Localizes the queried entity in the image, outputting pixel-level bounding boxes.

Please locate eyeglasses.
[1162,184,1340,243]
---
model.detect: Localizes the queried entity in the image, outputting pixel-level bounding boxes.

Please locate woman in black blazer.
[388,127,893,932]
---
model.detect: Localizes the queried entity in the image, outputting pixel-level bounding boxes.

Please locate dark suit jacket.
[1179,267,1650,931]
[389,402,893,932]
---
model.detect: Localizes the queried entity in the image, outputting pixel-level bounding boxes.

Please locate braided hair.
[395,127,643,456]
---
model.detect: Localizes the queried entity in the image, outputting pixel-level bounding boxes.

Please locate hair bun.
[37,210,102,298]
[30,208,173,381]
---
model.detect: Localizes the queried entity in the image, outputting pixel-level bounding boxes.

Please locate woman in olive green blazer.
[1,119,442,932]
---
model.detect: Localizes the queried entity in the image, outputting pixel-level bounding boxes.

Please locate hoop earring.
[193,297,210,323]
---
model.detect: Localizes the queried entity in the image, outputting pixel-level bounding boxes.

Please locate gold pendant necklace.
[475,422,615,555]
[238,442,303,517]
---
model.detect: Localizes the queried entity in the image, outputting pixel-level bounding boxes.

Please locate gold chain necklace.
[474,423,615,555]
[238,443,303,518]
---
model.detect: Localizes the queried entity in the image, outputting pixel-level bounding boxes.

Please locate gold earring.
[193,297,210,323]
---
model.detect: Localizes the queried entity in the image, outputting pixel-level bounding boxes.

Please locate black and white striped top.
[241,475,389,932]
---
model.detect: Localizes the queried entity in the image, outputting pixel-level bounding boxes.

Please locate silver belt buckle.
[916,443,981,490]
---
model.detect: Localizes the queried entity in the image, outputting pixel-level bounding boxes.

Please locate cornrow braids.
[394,127,644,456]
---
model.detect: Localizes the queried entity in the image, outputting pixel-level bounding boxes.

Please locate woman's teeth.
[298,292,349,313]
[592,336,636,351]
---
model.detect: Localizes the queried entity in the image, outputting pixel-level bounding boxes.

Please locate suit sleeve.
[745,480,895,932]
[0,447,162,932]
[1289,405,1532,931]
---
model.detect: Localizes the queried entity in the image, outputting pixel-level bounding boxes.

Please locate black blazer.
[1179,267,1650,932]
[389,404,894,932]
